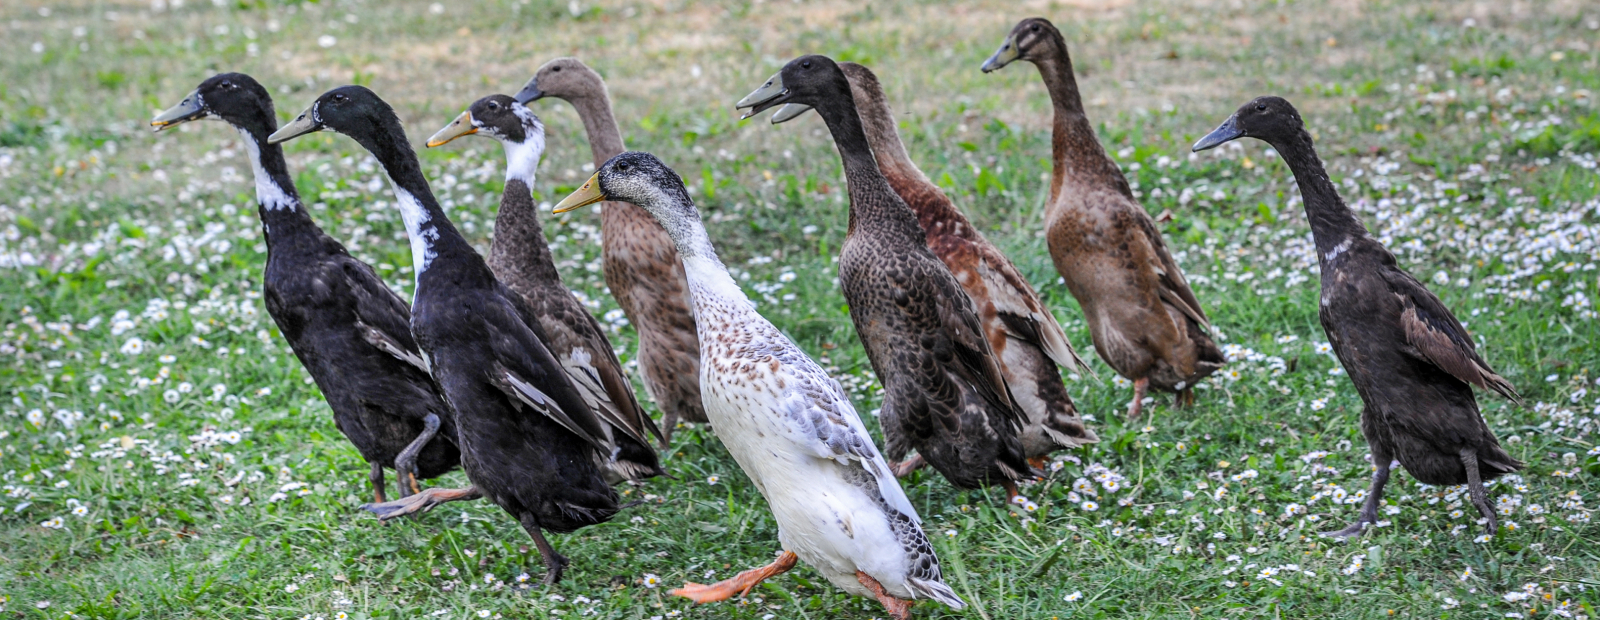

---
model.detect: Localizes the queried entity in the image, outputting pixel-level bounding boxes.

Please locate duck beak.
[267,105,321,144]
[553,172,606,213]
[513,76,544,104]
[427,110,477,148]
[1192,114,1243,152]
[981,33,1020,73]
[735,71,789,120]
[769,103,813,124]
[151,90,206,131]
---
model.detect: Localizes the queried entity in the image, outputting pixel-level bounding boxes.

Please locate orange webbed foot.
[671,551,798,604]
[856,571,916,620]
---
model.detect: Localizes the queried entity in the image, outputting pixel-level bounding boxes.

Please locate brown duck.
[983,17,1224,419]
[740,55,1035,499]
[835,61,1098,465]
[515,58,706,444]
[1194,96,1522,537]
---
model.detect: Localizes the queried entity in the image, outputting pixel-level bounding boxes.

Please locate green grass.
[1,0,1598,618]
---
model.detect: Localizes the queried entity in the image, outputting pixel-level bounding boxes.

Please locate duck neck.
[566,93,627,167]
[488,174,563,289]
[357,126,476,283]
[851,85,930,189]
[810,90,927,242]
[1272,131,1368,259]
[1032,43,1125,202]
[232,124,314,233]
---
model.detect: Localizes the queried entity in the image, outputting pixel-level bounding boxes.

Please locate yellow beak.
[426,110,477,148]
[552,172,606,213]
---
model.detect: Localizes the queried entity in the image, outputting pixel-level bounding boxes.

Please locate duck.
[739,55,1035,499]
[553,151,966,620]
[514,58,706,444]
[1193,96,1523,537]
[982,17,1225,420]
[426,94,665,483]
[269,85,618,583]
[151,73,460,505]
[834,61,1099,467]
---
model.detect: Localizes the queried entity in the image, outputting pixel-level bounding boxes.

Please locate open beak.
[981,34,1020,73]
[513,77,544,104]
[735,71,790,120]
[769,103,812,124]
[1192,114,1243,152]
[267,104,321,144]
[427,110,477,148]
[151,90,207,131]
[553,172,606,213]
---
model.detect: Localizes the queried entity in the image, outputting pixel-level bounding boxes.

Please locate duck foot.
[1461,448,1498,536]
[671,550,798,603]
[1027,456,1048,473]
[890,455,925,478]
[1321,458,1390,539]
[520,519,571,586]
[393,412,442,498]
[1125,377,1149,420]
[361,485,482,522]
[856,570,916,620]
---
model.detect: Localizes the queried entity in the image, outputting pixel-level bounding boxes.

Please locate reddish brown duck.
[1194,96,1522,537]
[514,58,706,444]
[834,61,1098,465]
[982,18,1224,419]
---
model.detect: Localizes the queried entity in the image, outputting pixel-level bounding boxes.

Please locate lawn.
[1,0,1597,618]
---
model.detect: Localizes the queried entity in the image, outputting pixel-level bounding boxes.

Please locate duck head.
[267,85,399,151]
[515,57,605,105]
[428,94,546,183]
[981,17,1063,73]
[735,54,853,124]
[554,151,699,238]
[151,72,276,135]
[1192,96,1305,152]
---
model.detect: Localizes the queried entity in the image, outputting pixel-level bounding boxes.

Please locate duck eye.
[552,66,561,72]
[1030,24,1040,31]
[1256,104,1267,111]
[488,101,499,110]
[617,163,629,172]
[801,59,812,69]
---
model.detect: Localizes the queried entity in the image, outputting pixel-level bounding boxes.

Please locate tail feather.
[908,577,966,610]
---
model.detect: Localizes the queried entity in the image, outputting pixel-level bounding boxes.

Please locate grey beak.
[1192,114,1243,152]
[267,105,321,144]
[769,103,812,124]
[151,90,206,131]
[736,71,787,120]
[981,34,1020,73]
[514,77,544,104]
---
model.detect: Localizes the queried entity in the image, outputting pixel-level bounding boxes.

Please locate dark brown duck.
[1194,95,1523,537]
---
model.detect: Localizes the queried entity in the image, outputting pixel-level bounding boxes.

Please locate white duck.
[554,151,965,619]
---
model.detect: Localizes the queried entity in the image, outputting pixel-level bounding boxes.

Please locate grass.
[1,0,1598,618]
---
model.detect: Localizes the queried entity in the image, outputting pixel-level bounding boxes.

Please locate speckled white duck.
[554,151,965,620]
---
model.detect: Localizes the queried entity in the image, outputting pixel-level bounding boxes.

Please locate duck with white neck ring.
[270,85,621,585]
[554,151,966,620]
[426,94,665,485]
[152,73,460,506]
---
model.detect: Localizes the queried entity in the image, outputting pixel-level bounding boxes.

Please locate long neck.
[1032,44,1128,202]
[1272,131,1369,258]
[232,124,315,232]
[358,126,478,283]
[850,80,973,231]
[812,93,927,242]
[568,93,626,167]
[488,177,563,288]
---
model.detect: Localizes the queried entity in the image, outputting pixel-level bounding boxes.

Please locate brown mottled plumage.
[838,62,1098,462]
[983,18,1224,419]
[515,59,706,444]
[740,55,1034,495]
[1195,96,1522,537]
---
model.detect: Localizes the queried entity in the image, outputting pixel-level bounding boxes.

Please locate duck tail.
[908,577,966,610]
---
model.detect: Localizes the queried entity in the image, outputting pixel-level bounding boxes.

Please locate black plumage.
[152,73,458,503]
[269,86,619,584]
[1194,96,1523,537]
[738,56,1035,497]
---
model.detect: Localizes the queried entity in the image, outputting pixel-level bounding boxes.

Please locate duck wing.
[539,300,663,448]
[929,266,1028,434]
[1134,214,1211,330]
[1383,266,1522,405]
[778,367,919,521]
[338,254,430,373]
[482,292,611,450]
[978,254,1091,373]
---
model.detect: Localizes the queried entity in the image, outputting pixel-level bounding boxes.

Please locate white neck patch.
[389,180,439,281]
[235,128,296,212]
[1323,238,1352,263]
[503,105,546,186]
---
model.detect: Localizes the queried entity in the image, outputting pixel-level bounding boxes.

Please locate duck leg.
[519,514,571,586]
[1126,377,1149,420]
[856,570,916,620]
[1176,387,1196,408]
[361,485,482,522]
[890,455,925,478]
[1323,458,1390,538]
[369,462,388,504]
[1027,456,1049,471]
[671,550,798,603]
[1461,448,1498,535]
[394,412,442,498]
